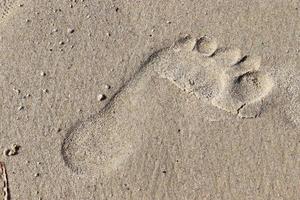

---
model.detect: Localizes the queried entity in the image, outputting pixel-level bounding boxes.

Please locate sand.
[0,0,299,199]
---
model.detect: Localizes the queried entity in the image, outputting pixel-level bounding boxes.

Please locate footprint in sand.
[61,34,274,175]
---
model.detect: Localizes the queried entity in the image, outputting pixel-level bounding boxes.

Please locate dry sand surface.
[0,0,299,199]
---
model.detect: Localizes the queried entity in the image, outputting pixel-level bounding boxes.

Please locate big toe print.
[212,56,274,117]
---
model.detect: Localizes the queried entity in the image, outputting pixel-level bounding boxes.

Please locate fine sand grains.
[281,70,300,127]
[0,0,18,20]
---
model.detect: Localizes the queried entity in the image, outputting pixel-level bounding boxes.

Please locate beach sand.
[0,0,299,199]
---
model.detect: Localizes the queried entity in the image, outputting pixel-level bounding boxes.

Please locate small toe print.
[172,34,195,52]
[193,36,218,57]
[212,47,242,67]
[227,55,262,77]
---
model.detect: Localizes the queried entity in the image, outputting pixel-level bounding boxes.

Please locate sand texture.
[0,0,299,199]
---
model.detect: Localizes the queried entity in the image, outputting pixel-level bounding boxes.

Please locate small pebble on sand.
[13,88,20,94]
[97,94,106,101]
[18,106,24,111]
[3,144,20,156]
[104,84,110,89]
[42,89,48,93]
[67,28,75,34]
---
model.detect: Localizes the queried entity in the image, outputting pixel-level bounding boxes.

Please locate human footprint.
[61,34,274,176]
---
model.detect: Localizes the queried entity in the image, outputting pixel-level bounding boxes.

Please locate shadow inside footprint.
[0,0,17,20]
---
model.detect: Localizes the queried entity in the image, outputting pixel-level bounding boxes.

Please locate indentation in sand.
[61,34,275,175]
[194,36,218,57]
[61,112,136,175]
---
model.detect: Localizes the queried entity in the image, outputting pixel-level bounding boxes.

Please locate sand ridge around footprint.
[61,34,276,176]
